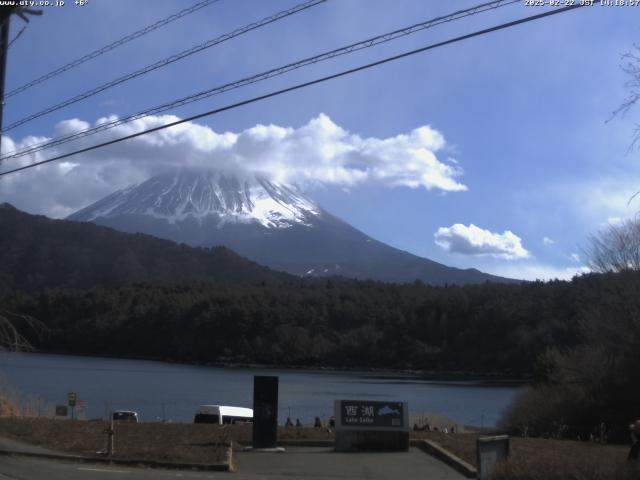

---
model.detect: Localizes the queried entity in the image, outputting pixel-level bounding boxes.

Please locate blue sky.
[0,0,638,280]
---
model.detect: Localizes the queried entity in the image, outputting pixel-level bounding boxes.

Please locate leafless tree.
[612,44,640,152]
[0,311,46,351]
[585,217,640,273]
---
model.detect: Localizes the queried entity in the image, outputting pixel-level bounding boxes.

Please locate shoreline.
[5,349,529,385]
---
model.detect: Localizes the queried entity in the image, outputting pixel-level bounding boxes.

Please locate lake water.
[0,352,522,427]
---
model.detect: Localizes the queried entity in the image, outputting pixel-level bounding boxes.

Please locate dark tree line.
[0,273,609,375]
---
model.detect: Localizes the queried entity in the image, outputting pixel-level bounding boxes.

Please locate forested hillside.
[0,203,290,289]
[5,273,614,375]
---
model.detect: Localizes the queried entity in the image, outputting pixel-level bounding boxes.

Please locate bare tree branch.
[609,44,640,163]
[610,44,640,121]
[584,217,640,273]
[0,311,47,351]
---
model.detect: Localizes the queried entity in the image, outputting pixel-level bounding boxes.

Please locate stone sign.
[338,400,405,428]
[335,400,409,452]
[477,435,510,480]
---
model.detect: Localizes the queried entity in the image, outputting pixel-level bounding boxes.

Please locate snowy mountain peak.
[67,169,516,286]
[69,169,321,229]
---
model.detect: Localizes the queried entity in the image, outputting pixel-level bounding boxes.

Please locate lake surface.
[0,352,522,427]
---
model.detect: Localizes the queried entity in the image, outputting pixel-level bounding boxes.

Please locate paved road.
[236,447,466,479]
[0,436,60,455]
[0,457,221,480]
[0,447,466,480]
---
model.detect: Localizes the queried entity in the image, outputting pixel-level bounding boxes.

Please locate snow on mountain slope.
[69,169,320,228]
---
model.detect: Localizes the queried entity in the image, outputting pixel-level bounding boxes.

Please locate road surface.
[0,447,466,479]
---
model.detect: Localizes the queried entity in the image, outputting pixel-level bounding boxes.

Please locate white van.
[193,405,253,425]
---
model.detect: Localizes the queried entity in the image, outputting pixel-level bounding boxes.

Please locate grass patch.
[412,430,635,479]
[492,455,640,480]
[0,386,52,417]
[0,393,19,417]
[0,417,230,464]
[0,417,337,464]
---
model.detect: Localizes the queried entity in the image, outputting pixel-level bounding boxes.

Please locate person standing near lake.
[628,419,640,461]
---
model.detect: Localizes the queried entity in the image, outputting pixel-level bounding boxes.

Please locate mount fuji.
[68,169,514,285]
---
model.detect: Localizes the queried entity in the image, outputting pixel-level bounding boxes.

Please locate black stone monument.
[252,375,279,449]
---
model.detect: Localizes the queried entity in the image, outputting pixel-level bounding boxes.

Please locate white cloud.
[602,216,628,227]
[570,253,580,263]
[434,223,530,259]
[487,263,591,282]
[0,114,466,218]
[543,236,555,246]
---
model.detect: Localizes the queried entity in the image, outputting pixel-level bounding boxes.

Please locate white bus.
[193,405,253,425]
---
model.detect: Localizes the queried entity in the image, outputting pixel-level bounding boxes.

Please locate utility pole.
[0,6,41,160]
[106,413,115,456]
[0,7,12,158]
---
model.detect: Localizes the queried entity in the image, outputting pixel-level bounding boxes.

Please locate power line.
[4,0,221,99]
[1,0,326,132]
[0,3,588,179]
[0,0,520,163]
[7,25,26,49]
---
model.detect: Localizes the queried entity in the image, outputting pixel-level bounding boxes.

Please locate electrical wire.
[1,0,326,132]
[0,0,519,162]
[7,25,26,49]
[0,3,588,178]
[4,0,222,99]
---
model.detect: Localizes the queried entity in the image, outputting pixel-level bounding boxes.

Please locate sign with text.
[55,405,68,417]
[67,391,76,407]
[336,400,408,430]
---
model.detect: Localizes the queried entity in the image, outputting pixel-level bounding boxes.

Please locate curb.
[236,440,334,449]
[277,440,334,447]
[411,439,477,478]
[0,447,232,472]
